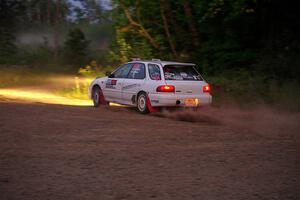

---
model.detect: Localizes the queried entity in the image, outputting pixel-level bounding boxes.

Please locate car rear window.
[163,65,203,81]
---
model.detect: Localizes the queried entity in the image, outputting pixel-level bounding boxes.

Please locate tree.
[182,0,200,47]
[19,0,70,26]
[63,28,90,67]
[119,0,160,50]
[53,0,61,62]
[0,0,24,64]
[74,0,104,23]
[160,0,178,58]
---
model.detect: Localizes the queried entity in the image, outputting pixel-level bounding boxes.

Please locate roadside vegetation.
[0,0,299,111]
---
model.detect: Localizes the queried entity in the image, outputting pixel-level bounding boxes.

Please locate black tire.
[137,92,149,114]
[92,86,108,107]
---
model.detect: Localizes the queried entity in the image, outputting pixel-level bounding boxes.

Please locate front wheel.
[92,87,107,107]
[137,93,149,114]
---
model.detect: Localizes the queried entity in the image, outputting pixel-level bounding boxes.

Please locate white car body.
[89,60,212,110]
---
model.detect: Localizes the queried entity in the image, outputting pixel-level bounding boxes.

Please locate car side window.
[148,64,161,80]
[127,63,145,79]
[112,64,132,78]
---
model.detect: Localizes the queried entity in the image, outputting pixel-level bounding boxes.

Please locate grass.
[207,72,300,112]
[55,77,92,100]
[1,65,299,111]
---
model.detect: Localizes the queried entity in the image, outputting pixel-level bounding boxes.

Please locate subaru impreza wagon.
[89,59,212,113]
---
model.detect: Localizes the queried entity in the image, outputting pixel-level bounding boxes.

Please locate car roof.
[127,60,195,66]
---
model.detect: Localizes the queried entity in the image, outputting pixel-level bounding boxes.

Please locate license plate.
[184,98,199,106]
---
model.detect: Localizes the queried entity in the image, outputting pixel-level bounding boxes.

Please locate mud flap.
[146,95,159,113]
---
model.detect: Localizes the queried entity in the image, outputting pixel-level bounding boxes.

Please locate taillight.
[156,85,175,92]
[203,84,211,93]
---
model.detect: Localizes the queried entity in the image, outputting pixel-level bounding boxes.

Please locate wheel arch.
[92,84,101,92]
[137,90,147,97]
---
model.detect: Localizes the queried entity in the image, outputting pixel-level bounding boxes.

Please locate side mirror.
[105,71,111,76]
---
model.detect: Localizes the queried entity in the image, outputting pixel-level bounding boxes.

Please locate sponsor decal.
[122,83,140,90]
[111,80,117,85]
[151,100,159,103]
[106,79,117,89]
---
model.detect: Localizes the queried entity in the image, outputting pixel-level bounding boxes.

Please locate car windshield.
[163,65,203,81]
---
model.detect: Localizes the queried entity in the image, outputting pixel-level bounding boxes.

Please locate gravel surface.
[0,101,299,200]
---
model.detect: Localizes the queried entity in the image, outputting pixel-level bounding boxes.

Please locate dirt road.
[0,101,299,200]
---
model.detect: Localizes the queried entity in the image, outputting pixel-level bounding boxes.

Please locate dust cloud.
[153,105,300,137]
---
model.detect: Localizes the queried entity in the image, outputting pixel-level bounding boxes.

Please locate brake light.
[203,84,211,93]
[156,85,175,92]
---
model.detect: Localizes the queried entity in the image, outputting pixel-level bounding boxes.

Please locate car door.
[103,63,132,102]
[122,63,146,105]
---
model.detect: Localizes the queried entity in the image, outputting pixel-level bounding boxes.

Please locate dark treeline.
[0,0,299,82]
[111,0,300,82]
[0,0,110,68]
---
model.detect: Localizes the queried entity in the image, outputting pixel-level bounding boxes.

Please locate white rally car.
[89,59,212,113]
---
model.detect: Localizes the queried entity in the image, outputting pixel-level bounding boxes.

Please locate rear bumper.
[148,93,212,107]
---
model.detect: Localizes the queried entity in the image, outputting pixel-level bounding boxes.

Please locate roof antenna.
[151,58,161,61]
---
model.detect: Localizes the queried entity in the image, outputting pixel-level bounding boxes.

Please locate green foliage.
[108,29,153,63]
[73,0,104,23]
[109,30,132,63]
[0,65,73,88]
[0,0,25,64]
[78,60,114,77]
[208,70,300,111]
[59,61,115,100]
[56,76,91,100]
[0,28,17,64]
[109,0,299,83]
[63,28,90,67]
[18,45,54,65]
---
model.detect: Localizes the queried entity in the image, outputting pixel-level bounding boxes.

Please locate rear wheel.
[92,87,107,107]
[137,92,149,114]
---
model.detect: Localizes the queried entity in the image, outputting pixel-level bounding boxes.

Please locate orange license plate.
[184,98,199,106]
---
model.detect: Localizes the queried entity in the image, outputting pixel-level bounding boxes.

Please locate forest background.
[0,0,299,110]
